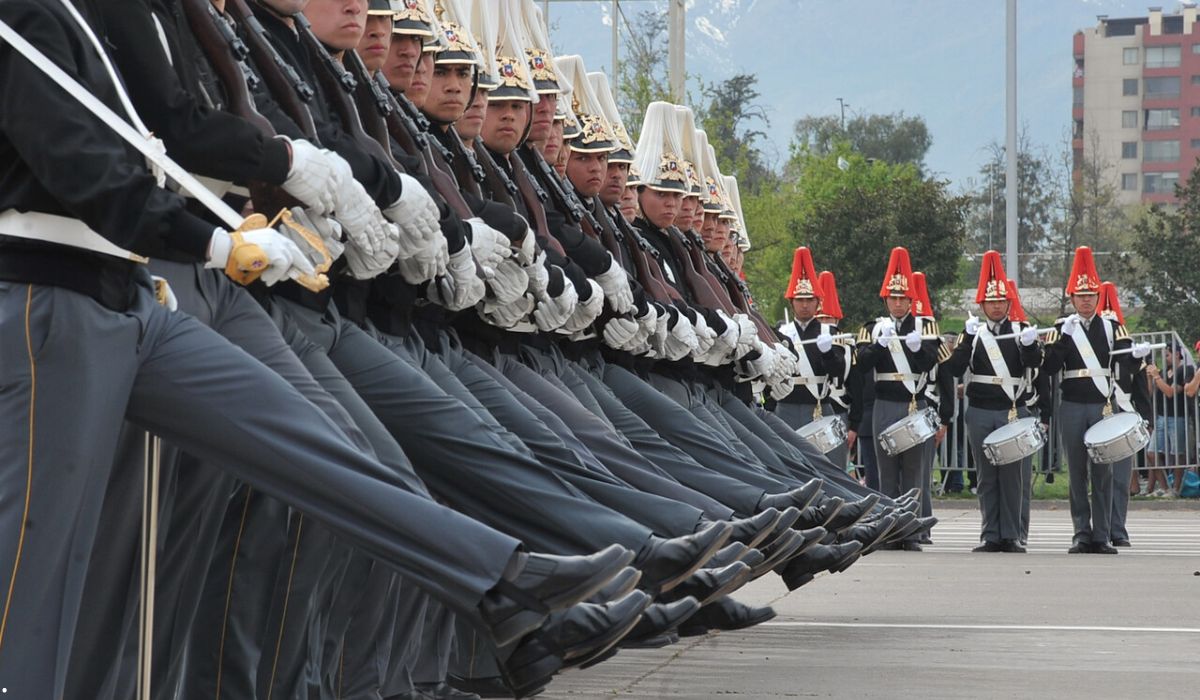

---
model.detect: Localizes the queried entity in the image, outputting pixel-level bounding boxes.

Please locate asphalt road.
[546,504,1200,699]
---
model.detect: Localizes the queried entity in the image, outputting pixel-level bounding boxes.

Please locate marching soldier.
[774,247,850,468]
[1043,247,1151,554]
[852,247,947,550]
[946,251,1043,553]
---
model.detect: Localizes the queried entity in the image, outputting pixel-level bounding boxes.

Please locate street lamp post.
[837,97,849,131]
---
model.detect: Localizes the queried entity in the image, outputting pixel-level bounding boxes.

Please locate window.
[1192,75,1200,85]
[1122,110,1138,128]
[1145,76,1181,99]
[1193,43,1200,54]
[1192,107,1200,117]
[1144,171,1180,193]
[1124,47,1139,64]
[1123,78,1139,96]
[1121,173,1138,190]
[1122,141,1138,158]
[1144,139,1180,161]
[1145,108,1180,130]
[1191,139,1200,149]
[1145,45,1181,68]
[1073,86,1084,106]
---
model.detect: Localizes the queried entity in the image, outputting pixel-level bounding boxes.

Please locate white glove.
[514,222,537,265]
[327,157,401,261]
[636,304,659,341]
[525,251,551,295]
[738,342,775,380]
[773,342,799,380]
[286,207,344,267]
[876,322,896,347]
[467,218,512,272]
[965,313,980,336]
[384,173,442,254]
[150,275,178,311]
[207,227,315,287]
[486,258,529,305]
[481,294,535,328]
[768,373,794,401]
[602,316,640,350]
[648,308,671,357]
[904,329,923,352]
[704,309,740,363]
[281,138,338,215]
[1020,325,1039,347]
[595,256,634,314]
[562,279,604,333]
[731,314,758,359]
[1132,342,1152,359]
[533,276,578,332]
[691,312,717,356]
[394,241,448,285]
[1062,314,1080,337]
[664,311,699,361]
[816,331,833,354]
[428,245,485,311]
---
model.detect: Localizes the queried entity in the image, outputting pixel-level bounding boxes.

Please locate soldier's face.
[638,187,683,229]
[886,295,912,318]
[529,93,558,143]
[426,64,473,123]
[482,99,530,154]
[705,218,730,254]
[1071,293,1098,317]
[305,0,367,52]
[384,34,423,91]
[981,299,1009,322]
[618,186,638,222]
[676,196,699,231]
[699,212,718,248]
[457,88,489,141]
[407,52,433,108]
[791,297,819,322]
[600,162,628,206]
[356,14,392,73]
[542,120,564,167]
[566,150,608,198]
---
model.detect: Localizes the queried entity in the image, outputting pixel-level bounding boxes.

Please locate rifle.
[508,153,566,257]
[225,0,318,140]
[473,138,518,208]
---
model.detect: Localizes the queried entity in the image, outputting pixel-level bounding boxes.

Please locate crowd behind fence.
[895,331,1200,496]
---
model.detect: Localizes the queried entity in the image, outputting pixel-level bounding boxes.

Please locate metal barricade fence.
[925,330,1199,495]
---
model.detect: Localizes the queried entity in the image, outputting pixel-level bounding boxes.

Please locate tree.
[616,10,672,143]
[695,74,775,193]
[1130,160,1200,342]
[743,149,968,327]
[791,112,932,174]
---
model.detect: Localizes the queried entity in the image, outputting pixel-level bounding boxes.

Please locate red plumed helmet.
[974,250,1013,304]
[1008,281,1028,323]
[911,271,933,317]
[879,246,914,299]
[1065,246,1101,295]
[816,271,843,321]
[784,246,821,300]
[1098,281,1125,325]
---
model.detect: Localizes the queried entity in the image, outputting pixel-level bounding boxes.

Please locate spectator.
[1148,345,1195,496]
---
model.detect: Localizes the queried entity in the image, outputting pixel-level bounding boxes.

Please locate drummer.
[852,247,948,551]
[775,248,850,466]
[946,251,1043,553]
[1043,247,1151,554]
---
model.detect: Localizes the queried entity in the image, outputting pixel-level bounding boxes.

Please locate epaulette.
[1044,329,1060,344]
[956,332,966,346]
[1114,323,1130,341]
[856,325,872,345]
[937,342,953,364]
[922,318,940,337]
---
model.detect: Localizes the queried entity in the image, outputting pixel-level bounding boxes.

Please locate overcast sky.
[547,0,1159,192]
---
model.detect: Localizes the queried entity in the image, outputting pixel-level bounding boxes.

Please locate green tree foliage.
[616,10,672,143]
[791,112,933,174]
[743,149,968,327]
[1130,160,1200,342]
[694,74,775,193]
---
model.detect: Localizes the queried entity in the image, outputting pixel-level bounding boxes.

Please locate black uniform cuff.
[166,210,220,262]
[256,137,293,186]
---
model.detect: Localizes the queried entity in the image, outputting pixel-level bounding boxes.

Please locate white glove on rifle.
[648,308,671,357]
[691,311,717,356]
[280,137,338,215]
[768,373,794,401]
[384,173,442,255]
[1131,341,1152,359]
[486,258,529,305]
[664,310,699,361]
[467,218,512,272]
[481,294,535,329]
[428,244,485,311]
[561,279,604,334]
[525,250,550,295]
[394,238,448,285]
[965,313,980,336]
[325,155,400,261]
[738,341,775,380]
[514,221,537,265]
[1020,325,1039,347]
[705,309,740,363]
[733,313,758,359]
[904,329,923,352]
[602,316,640,350]
[816,331,834,354]
[594,255,635,314]
[533,272,577,332]
[207,226,315,287]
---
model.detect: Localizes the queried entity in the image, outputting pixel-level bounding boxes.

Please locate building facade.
[1074,6,1200,206]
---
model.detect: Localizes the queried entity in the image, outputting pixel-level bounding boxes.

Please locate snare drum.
[982,417,1045,466]
[1084,412,1150,464]
[877,408,939,456]
[796,415,847,454]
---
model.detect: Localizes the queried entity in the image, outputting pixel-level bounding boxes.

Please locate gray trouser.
[753,406,885,503]
[774,401,850,470]
[1058,401,1114,545]
[1110,456,1133,543]
[874,399,930,540]
[0,278,518,699]
[964,406,1030,543]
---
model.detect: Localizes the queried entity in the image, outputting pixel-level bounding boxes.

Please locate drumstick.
[796,333,854,346]
[1109,342,1167,356]
[987,327,1057,342]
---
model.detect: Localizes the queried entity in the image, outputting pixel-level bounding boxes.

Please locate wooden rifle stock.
[508,155,565,257]
[473,139,518,208]
[225,0,318,140]
[662,227,729,313]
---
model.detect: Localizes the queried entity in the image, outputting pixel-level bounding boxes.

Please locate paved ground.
[546,504,1200,699]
